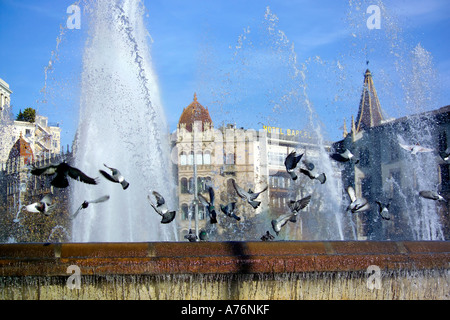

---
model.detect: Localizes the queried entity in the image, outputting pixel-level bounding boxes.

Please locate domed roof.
[178,93,212,132]
[8,132,34,164]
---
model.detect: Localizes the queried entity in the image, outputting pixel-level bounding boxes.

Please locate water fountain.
[0,0,449,300]
[71,0,177,242]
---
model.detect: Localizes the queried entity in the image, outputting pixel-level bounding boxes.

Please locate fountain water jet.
[71,0,176,242]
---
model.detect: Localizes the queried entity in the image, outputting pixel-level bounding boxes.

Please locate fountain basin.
[1,241,449,299]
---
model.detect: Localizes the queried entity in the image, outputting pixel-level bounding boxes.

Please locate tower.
[354,69,384,134]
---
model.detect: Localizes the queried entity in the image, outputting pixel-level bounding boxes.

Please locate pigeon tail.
[121,180,130,190]
[231,214,241,221]
[288,171,298,181]
[317,173,326,184]
[249,200,261,209]
[161,211,176,224]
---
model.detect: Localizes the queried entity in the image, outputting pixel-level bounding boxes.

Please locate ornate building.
[336,69,450,240]
[175,94,268,240]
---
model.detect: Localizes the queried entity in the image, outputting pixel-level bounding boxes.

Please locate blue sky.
[1,0,449,148]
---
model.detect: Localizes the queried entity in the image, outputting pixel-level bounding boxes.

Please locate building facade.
[336,69,450,240]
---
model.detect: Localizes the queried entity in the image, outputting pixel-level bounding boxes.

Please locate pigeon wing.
[208,187,215,205]
[99,170,117,183]
[31,164,58,176]
[152,191,166,206]
[69,204,84,220]
[347,186,357,202]
[89,195,110,204]
[40,194,53,206]
[68,166,98,185]
[419,190,439,200]
[197,193,210,207]
[232,180,248,199]
[250,185,268,200]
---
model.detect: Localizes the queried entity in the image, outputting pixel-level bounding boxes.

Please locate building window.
[180,178,188,194]
[181,203,189,220]
[225,153,235,165]
[180,152,187,166]
[188,152,194,165]
[203,151,211,165]
[196,151,203,165]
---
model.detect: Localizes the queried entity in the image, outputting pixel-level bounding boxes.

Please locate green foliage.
[16,108,36,123]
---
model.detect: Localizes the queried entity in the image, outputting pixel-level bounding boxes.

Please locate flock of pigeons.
[21,136,448,241]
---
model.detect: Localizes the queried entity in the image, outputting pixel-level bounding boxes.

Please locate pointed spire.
[343,118,348,137]
[354,68,384,133]
[193,92,197,102]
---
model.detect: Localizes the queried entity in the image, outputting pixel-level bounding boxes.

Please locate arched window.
[203,150,211,165]
[198,204,205,220]
[180,178,188,194]
[181,203,189,220]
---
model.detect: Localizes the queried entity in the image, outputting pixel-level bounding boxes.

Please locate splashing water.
[71,0,176,242]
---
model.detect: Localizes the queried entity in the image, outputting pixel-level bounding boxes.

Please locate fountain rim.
[0,240,449,276]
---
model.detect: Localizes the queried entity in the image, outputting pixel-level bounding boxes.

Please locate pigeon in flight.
[148,191,176,224]
[220,202,241,221]
[284,151,303,180]
[99,164,130,190]
[287,195,312,223]
[346,186,370,213]
[31,161,98,188]
[232,180,268,209]
[376,200,391,220]
[419,190,447,202]
[24,194,56,216]
[260,231,275,241]
[69,195,110,220]
[299,160,326,184]
[330,149,359,164]
[399,142,433,155]
[271,195,311,235]
[197,187,218,224]
[271,213,295,236]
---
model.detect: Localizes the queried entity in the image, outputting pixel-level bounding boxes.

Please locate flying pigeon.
[24,194,56,216]
[148,191,176,224]
[99,164,130,190]
[299,160,326,184]
[220,202,241,221]
[197,187,218,224]
[346,186,370,213]
[232,180,268,209]
[399,142,433,155]
[419,190,447,202]
[376,200,391,220]
[271,212,295,236]
[284,151,303,180]
[330,149,359,164]
[260,231,275,241]
[287,195,312,223]
[30,161,98,188]
[69,195,110,220]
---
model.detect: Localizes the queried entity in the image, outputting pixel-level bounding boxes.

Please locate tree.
[16,108,36,123]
